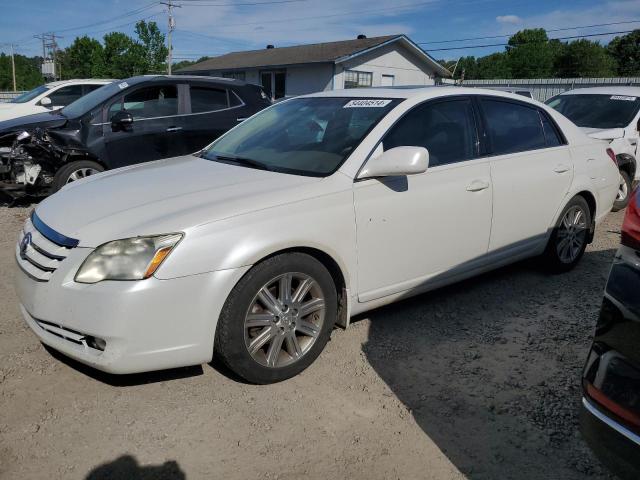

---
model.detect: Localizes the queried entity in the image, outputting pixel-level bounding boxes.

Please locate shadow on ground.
[362,250,617,479]
[43,345,203,387]
[86,455,185,480]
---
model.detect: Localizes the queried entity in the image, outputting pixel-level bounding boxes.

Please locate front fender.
[155,188,358,294]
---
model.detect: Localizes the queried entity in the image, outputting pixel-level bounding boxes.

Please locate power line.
[424,29,636,52]
[420,20,640,45]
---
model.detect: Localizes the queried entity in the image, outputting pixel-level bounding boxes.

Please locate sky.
[1,0,639,63]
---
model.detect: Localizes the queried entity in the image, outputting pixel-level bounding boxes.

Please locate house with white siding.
[177,34,451,101]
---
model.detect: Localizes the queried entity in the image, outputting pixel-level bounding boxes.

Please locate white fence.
[440,77,640,102]
[0,91,25,102]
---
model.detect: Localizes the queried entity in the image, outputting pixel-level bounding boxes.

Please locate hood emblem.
[20,232,32,259]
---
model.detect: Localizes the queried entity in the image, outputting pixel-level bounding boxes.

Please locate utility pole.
[161,1,179,75]
[10,44,16,91]
[34,33,62,80]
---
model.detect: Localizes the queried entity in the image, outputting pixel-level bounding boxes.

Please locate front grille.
[15,214,77,282]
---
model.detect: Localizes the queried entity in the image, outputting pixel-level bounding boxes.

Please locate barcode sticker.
[344,99,392,108]
[118,81,129,90]
[610,95,636,101]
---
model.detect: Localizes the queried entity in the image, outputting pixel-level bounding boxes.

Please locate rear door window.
[383,98,478,167]
[540,112,563,147]
[190,87,229,113]
[480,99,546,155]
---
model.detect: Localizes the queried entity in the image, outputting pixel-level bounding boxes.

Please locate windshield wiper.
[211,154,273,171]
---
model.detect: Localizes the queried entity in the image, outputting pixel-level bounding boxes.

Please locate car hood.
[581,127,625,140]
[35,155,325,247]
[0,110,68,135]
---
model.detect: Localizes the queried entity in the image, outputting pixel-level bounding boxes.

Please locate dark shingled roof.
[177,35,449,76]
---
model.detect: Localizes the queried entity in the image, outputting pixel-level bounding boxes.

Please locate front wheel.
[214,253,337,384]
[612,170,632,212]
[543,196,591,273]
[51,160,104,193]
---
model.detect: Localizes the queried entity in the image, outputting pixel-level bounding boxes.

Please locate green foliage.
[506,29,556,78]
[134,20,168,73]
[0,53,42,90]
[447,28,639,80]
[555,39,617,77]
[58,36,105,78]
[608,30,640,76]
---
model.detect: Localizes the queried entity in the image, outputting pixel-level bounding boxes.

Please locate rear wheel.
[214,253,337,384]
[612,170,631,212]
[543,196,591,272]
[51,160,104,193]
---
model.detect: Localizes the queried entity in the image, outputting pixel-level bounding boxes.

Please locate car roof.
[559,86,640,96]
[124,74,251,87]
[44,79,115,87]
[302,86,543,104]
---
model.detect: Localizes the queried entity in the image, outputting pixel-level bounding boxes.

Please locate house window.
[223,71,246,81]
[344,70,373,88]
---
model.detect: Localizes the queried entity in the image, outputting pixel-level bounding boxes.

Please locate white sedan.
[14,87,619,383]
[0,79,111,122]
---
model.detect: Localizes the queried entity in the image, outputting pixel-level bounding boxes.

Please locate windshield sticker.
[344,99,392,108]
[118,81,129,90]
[610,95,637,101]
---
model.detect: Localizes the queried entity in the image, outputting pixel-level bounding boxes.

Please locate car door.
[182,84,239,152]
[478,97,573,254]
[353,97,493,302]
[102,83,185,168]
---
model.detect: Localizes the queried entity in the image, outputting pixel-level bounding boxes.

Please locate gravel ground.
[0,205,624,480]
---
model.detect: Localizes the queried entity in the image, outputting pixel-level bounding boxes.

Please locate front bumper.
[14,254,250,374]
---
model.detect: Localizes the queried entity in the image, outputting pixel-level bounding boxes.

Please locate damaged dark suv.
[0,75,271,197]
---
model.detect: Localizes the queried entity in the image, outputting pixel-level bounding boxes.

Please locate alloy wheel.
[66,168,100,184]
[556,205,588,264]
[244,272,325,368]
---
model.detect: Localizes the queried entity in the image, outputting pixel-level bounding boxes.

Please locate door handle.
[166,126,182,132]
[466,180,490,192]
[553,164,570,173]
[236,117,248,122]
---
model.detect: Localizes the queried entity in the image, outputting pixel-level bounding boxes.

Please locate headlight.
[75,233,183,284]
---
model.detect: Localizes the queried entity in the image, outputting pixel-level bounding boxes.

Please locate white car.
[546,87,640,210]
[0,79,112,122]
[14,87,619,383]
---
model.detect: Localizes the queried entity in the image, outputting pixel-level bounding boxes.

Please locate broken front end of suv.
[0,128,98,199]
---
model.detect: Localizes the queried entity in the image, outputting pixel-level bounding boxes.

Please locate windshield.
[546,94,640,129]
[11,85,49,103]
[61,81,121,118]
[202,97,400,176]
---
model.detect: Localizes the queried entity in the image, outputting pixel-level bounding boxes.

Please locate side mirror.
[110,111,134,132]
[40,97,52,107]
[357,146,429,179]
[636,118,640,133]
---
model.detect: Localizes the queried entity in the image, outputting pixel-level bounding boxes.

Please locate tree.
[0,53,42,90]
[59,36,105,78]
[608,30,640,76]
[555,39,616,77]
[476,52,511,79]
[506,29,557,78]
[134,20,168,73]
[102,32,145,78]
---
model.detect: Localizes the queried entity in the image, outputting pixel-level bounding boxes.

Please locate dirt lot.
[0,205,624,480]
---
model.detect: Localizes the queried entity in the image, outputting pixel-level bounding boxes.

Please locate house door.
[260,70,286,101]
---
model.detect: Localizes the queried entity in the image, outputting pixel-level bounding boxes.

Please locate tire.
[612,170,632,212]
[51,160,104,193]
[214,252,337,384]
[543,196,592,273]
